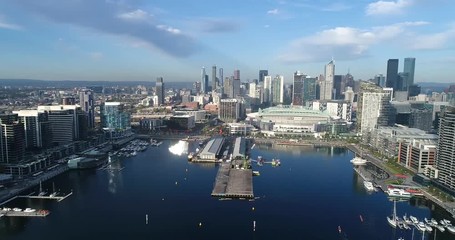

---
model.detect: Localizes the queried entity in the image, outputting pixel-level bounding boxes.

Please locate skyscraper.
[224,77,234,98]
[259,70,268,84]
[272,75,284,105]
[212,65,217,92]
[201,67,206,93]
[101,102,131,139]
[403,57,416,87]
[303,76,317,103]
[14,110,52,149]
[374,74,386,87]
[0,114,25,163]
[436,106,455,192]
[333,75,342,99]
[357,82,394,133]
[219,68,224,95]
[156,77,164,106]
[79,89,95,129]
[321,60,335,100]
[386,59,399,90]
[263,75,272,104]
[292,71,305,106]
[234,69,240,81]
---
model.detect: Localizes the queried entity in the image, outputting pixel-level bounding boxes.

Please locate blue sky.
[0,0,454,83]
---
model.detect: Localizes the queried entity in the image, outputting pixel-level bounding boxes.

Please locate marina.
[1,140,455,240]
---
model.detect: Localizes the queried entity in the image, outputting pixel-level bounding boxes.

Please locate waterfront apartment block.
[363,126,438,158]
[219,99,244,122]
[398,140,437,174]
[436,106,455,194]
[357,82,394,134]
[0,114,25,164]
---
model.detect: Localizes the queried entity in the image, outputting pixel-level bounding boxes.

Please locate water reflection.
[168,140,188,156]
[106,157,124,194]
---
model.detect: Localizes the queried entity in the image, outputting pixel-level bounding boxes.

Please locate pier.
[17,191,73,202]
[0,209,50,217]
[211,161,254,199]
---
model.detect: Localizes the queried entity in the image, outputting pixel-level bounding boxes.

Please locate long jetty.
[211,161,254,199]
[0,209,49,217]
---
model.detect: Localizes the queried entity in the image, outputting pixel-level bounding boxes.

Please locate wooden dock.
[0,209,50,217]
[17,191,73,202]
[211,162,254,199]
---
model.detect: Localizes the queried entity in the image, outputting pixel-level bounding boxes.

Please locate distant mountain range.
[0,79,193,89]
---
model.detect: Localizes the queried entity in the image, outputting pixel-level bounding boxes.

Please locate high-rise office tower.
[333,75,342,99]
[0,114,25,163]
[403,58,416,88]
[272,75,284,105]
[263,75,272,104]
[224,77,234,98]
[259,70,268,84]
[79,89,95,129]
[193,81,201,94]
[204,75,209,93]
[386,59,399,90]
[201,67,206,93]
[212,65,217,92]
[156,77,165,106]
[101,102,131,139]
[219,68,224,95]
[303,76,317,103]
[14,110,52,149]
[321,60,335,100]
[234,70,240,81]
[37,105,83,140]
[233,77,241,98]
[357,82,394,133]
[436,106,455,192]
[374,74,386,87]
[292,71,305,106]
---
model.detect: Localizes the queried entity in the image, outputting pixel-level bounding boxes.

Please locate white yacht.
[24,208,36,213]
[416,222,427,232]
[387,188,412,198]
[12,208,22,212]
[363,181,375,191]
[410,216,419,224]
[350,157,367,165]
[387,200,398,228]
[446,224,455,234]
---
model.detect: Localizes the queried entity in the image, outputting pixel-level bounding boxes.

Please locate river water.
[0,140,453,240]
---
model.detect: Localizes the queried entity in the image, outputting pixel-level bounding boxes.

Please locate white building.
[320,60,335,100]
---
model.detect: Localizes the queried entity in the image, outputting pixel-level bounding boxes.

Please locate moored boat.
[363,181,375,191]
[387,188,412,198]
[350,157,367,165]
[415,222,427,232]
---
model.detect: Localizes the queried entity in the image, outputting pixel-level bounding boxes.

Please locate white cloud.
[267,9,279,15]
[366,0,413,16]
[157,24,181,34]
[278,21,428,63]
[410,25,455,50]
[0,15,22,30]
[118,9,151,21]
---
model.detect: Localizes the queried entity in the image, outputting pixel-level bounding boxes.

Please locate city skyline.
[0,0,454,83]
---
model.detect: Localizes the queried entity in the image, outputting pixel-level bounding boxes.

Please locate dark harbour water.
[0,140,454,240]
